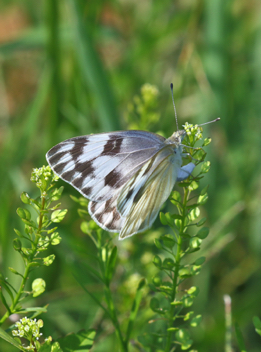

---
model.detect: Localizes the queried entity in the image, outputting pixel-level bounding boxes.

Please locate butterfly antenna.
[198,117,221,127]
[170,83,179,131]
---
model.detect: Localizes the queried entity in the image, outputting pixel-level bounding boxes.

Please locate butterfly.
[46,88,219,240]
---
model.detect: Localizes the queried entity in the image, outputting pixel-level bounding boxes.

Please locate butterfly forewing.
[46,131,166,202]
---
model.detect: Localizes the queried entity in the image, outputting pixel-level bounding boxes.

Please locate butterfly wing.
[46,131,166,202]
[88,195,123,232]
[117,146,183,239]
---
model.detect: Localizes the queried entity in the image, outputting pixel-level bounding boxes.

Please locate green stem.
[165,188,189,352]
[104,285,128,352]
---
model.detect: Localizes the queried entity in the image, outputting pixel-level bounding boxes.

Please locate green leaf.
[159,285,173,293]
[70,196,88,207]
[188,181,199,191]
[32,278,46,297]
[183,296,194,308]
[47,227,57,234]
[14,229,22,237]
[175,329,193,350]
[78,209,89,218]
[21,218,37,228]
[202,137,211,146]
[51,342,63,352]
[188,208,200,221]
[179,268,191,278]
[16,207,31,220]
[200,161,211,173]
[193,257,205,266]
[196,217,207,226]
[162,258,175,269]
[196,227,209,239]
[50,186,64,201]
[164,212,174,226]
[105,246,117,282]
[161,234,176,248]
[0,327,23,350]
[170,300,183,306]
[21,247,33,257]
[184,311,194,321]
[198,193,208,205]
[167,327,179,332]
[43,254,55,266]
[193,148,206,161]
[80,221,89,234]
[13,239,22,251]
[174,219,182,230]
[0,276,14,303]
[187,286,200,297]
[50,233,62,245]
[20,192,31,204]
[179,181,191,188]
[200,185,209,195]
[253,316,261,336]
[8,267,22,276]
[189,237,202,249]
[160,212,168,225]
[51,209,67,223]
[38,342,52,352]
[190,315,202,327]
[171,191,181,204]
[153,255,162,269]
[14,305,48,317]
[57,329,96,352]
[152,275,161,287]
[170,213,183,220]
[50,203,62,211]
[154,238,163,249]
[0,286,11,313]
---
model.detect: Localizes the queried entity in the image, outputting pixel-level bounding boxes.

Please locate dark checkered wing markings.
[118,151,179,239]
[88,194,123,232]
[46,131,166,202]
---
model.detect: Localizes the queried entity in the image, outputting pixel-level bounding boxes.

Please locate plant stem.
[104,285,128,352]
[165,188,189,352]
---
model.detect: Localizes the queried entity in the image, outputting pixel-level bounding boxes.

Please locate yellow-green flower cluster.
[12,317,43,340]
[31,165,58,192]
[183,122,203,140]
[140,83,159,106]
[127,84,160,130]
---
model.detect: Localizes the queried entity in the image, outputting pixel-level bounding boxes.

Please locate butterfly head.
[166,129,186,146]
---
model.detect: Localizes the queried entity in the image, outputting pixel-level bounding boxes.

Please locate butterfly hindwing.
[46,131,166,202]
[117,146,183,239]
[88,194,123,233]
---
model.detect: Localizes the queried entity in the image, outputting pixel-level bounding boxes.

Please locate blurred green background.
[0,0,261,351]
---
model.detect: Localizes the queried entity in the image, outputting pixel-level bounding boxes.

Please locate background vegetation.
[0,0,260,351]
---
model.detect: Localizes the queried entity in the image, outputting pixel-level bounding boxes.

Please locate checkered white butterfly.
[46,85,219,240]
